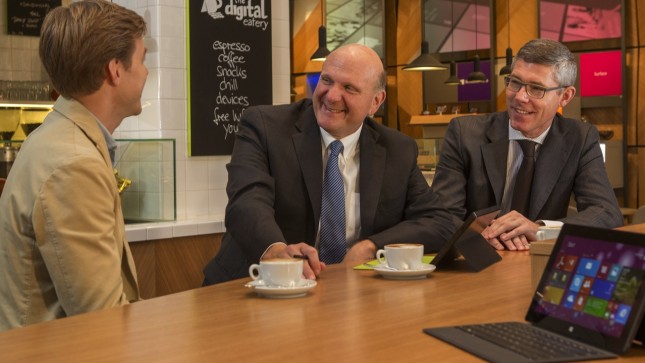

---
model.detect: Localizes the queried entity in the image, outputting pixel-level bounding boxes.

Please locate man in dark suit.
[431,39,623,252]
[203,44,455,285]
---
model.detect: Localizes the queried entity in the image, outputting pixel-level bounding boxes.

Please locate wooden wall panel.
[495,0,538,57]
[396,0,424,139]
[130,234,222,299]
[627,149,640,208]
[385,0,399,130]
[495,0,538,111]
[625,8,645,207]
[292,2,323,75]
[625,48,638,147]
[154,234,222,296]
[627,147,645,207]
[637,48,645,147]
[625,0,645,48]
[130,241,156,299]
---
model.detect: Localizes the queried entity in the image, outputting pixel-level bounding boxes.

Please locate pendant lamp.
[403,1,447,71]
[310,0,330,61]
[404,42,447,71]
[467,1,488,83]
[445,61,461,85]
[467,54,487,83]
[499,0,513,76]
[444,0,460,85]
[499,47,513,76]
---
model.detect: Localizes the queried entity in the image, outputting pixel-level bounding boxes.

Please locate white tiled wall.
[112,0,290,221]
[0,0,289,221]
[0,0,46,81]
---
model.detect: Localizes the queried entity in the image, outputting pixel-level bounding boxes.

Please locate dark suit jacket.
[203,99,455,284]
[431,111,623,227]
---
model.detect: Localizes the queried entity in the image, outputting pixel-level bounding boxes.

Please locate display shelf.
[0,101,54,109]
[410,114,478,139]
[580,96,622,109]
[409,113,477,126]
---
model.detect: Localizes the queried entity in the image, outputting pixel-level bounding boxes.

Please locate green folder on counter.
[354,255,435,270]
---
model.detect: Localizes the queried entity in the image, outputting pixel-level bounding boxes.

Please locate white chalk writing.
[211,40,252,140]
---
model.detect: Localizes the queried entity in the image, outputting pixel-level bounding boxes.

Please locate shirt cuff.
[260,242,287,260]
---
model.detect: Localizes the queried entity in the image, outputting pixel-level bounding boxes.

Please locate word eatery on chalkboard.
[201,0,269,30]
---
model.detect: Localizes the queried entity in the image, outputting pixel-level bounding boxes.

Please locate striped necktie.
[319,140,346,264]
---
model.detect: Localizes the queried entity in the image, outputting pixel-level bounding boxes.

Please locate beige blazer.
[0,97,140,331]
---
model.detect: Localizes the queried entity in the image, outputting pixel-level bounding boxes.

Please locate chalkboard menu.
[7,0,61,36]
[188,0,272,156]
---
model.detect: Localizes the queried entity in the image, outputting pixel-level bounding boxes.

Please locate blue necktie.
[319,140,346,264]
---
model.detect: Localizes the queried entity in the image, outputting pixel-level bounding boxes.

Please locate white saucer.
[245,279,317,298]
[373,263,436,280]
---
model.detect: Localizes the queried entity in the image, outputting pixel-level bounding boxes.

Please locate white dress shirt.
[261,126,363,258]
[318,126,363,250]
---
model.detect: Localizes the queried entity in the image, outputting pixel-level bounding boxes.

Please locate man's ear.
[106,59,121,86]
[369,90,386,116]
[559,86,576,108]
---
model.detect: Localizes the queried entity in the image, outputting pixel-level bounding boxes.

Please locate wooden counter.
[2,236,645,362]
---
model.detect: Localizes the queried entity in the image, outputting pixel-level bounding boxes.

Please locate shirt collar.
[320,124,363,156]
[96,119,117,166]
[508,121,550,145]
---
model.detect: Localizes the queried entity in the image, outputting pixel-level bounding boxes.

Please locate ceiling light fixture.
[467,54,487,83]
[467,1,488,83]
[499,0,513,76]
[310,0,330,61]
[445,0,460,85]
[403,1,447,71]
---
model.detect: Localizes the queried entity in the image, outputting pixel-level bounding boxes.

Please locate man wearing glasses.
[432,38,622,251]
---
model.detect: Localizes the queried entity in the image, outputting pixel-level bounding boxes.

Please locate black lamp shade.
[499,47,513,76]
[310,26,331,61]
[403,41,447,71]
[467,55,487,83]
[444,61,460,85]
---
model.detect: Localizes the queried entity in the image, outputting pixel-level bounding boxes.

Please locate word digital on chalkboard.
[8,0,61,36]
[188,0,272,156]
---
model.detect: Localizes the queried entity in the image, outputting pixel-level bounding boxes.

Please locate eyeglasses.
[504,76,566,99]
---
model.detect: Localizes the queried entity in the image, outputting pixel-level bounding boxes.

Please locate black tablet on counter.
[432,206,501,272]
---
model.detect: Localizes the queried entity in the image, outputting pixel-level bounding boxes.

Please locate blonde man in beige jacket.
[0,0,147,331]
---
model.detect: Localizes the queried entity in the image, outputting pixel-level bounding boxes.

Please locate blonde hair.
[39,0,146,99]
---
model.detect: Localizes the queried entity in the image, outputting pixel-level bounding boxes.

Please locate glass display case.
[416,137,442,186]
[115,139,176,224]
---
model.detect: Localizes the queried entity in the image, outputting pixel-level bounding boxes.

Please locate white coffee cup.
[376,243,424,270]
[536,226,562,241]
[248,258,303,287]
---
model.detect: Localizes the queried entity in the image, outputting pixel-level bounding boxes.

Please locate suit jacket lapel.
[530,115,571,219]
[359,120,386,236]
[482,114,510,206]
[293,107,324,225]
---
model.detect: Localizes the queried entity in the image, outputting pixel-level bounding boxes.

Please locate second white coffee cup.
[536,226,562,241]
[376,243,424,270]
[249,258,303,287]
